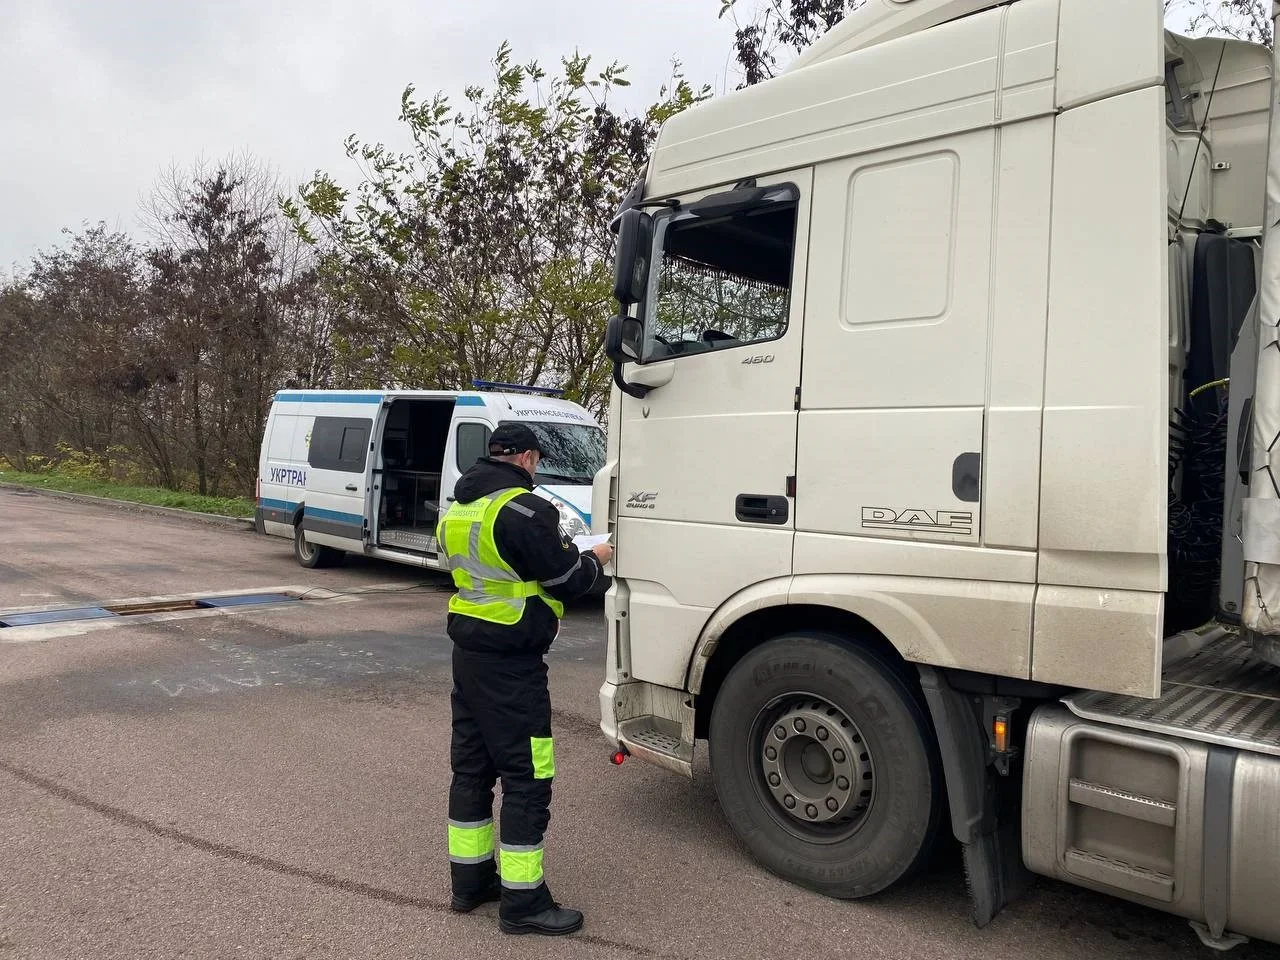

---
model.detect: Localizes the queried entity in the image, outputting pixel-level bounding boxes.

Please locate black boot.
[499,903,584,936]
[450,878,501,913]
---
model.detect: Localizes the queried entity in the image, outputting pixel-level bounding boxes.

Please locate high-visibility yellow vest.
[436,488,566,624]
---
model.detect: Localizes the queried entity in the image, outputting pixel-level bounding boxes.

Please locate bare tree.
[1,226,147,466]
[717,0,870,86]
[1166,0,1273,45]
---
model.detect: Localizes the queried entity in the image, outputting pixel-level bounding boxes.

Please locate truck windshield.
[528,422,605,485]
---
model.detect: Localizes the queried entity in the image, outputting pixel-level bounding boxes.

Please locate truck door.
[303,412,375,554]
[611,170,812,688]
[796,131,997,556]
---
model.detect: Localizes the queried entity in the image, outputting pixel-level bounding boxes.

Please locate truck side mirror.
[613,208,654,307]
[606,314,643,364]
[605,314,650,399]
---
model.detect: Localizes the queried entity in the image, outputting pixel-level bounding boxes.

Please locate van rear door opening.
[375,398,455,555]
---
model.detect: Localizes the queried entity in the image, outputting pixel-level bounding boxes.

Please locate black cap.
[489,422,542,456]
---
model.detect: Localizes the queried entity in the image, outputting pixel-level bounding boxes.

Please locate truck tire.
[293,522,344,569]
[708,631,941,899]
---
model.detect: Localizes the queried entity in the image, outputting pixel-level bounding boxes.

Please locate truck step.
[1065,633,1280,756]
[616,718,694,778]
[627,727,683,754]
[1067,779,1177,826]
[1064,849,1175,902]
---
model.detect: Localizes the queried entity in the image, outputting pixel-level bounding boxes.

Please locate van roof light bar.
[470,379,565,397]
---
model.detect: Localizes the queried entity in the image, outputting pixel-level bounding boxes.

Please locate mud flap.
[918,666,1031,927]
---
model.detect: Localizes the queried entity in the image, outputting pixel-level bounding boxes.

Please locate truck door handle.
[736,494,789,525]
[345,483,359,492]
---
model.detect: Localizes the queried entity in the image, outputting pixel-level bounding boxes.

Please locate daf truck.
[595,0,1280,948]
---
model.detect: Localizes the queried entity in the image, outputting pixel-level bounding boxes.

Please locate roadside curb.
[0,482,255,531]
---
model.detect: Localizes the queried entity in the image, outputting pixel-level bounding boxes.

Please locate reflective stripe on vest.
[436,488,566,624]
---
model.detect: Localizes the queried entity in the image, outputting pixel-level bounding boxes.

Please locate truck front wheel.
[708,632,941,899]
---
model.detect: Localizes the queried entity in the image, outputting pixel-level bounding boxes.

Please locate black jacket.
[445,457,602,656]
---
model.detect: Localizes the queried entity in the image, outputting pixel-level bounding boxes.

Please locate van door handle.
[345,483,359,492]
[736,494,789,525]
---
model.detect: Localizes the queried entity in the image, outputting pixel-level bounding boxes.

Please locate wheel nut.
[775,726,787,740]
[768,773,781,787]
[816,727,828,741]
[765,746,777,761]
[833,749,846,763]
[826,798,839,812]
[794,718,806,733]
[836,776,850,790]
[783,795,796,809]
[805,804,818,819]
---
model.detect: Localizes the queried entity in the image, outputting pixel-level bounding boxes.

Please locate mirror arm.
[613,362,650,399]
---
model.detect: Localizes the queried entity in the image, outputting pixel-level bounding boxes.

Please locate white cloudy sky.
[0,0,742,272]
[0,1,1253,274]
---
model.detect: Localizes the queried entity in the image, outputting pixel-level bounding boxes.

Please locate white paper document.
[571,533,611,552]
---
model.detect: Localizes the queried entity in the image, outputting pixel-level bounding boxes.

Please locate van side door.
[303,411,375,553]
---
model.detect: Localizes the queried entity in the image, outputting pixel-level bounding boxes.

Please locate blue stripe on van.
[304,505,364,526]
[274,392,383,404]
[260,497,299,513]
[455,395,485,406]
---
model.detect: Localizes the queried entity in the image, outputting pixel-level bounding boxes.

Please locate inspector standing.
[436,421,612,937]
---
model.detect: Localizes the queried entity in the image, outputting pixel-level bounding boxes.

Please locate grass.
[0,471,256,518]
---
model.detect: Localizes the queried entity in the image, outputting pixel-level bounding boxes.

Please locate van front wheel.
[294,523,343,569]
[708,632,941,899]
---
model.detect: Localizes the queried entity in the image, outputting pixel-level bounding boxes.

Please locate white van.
[255,385,604,571]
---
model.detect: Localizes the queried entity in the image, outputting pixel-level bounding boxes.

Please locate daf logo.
[862,507,973,536]
[625,492,658,510]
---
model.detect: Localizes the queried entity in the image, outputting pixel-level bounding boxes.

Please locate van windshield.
[528,422,605,485]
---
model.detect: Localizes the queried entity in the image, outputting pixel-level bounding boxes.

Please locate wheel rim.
[750,694,876,841]
[296,529,314,561]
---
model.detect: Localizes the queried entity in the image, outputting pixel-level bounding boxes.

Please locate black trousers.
[448,647,555,920]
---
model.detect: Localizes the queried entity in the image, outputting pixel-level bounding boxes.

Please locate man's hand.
[590,543,614,566]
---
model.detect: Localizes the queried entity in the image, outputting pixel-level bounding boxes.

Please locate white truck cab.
[256,384,603,570]
[595,0,1280,948]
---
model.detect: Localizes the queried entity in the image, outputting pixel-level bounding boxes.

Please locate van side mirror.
[613,208,654,307]
[606,314,643,364]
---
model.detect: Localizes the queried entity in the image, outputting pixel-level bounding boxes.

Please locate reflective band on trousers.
[436,488,566,624]
[499,843,545,889]
[448,818,495,864]
[531,736,555,780]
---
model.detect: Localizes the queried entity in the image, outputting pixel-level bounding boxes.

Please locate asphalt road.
[1,485,1277,960]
